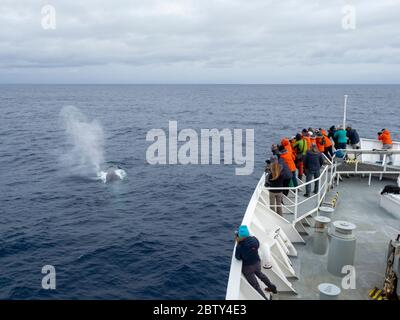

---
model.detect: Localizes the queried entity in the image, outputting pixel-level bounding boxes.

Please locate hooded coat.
[235,236,261,266]
[379,130,392,145]
[303,149,324,172]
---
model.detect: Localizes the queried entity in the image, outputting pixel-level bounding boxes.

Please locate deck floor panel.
[277,176,400,300]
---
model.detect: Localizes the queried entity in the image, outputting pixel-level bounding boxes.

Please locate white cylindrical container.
[318,283,341,300]
[319,206,335,218]
[312,216,331,255]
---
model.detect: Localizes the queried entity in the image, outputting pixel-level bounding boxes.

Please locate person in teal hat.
[235,225,277,299]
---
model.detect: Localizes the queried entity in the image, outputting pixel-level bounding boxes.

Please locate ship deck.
[278,176,400,300]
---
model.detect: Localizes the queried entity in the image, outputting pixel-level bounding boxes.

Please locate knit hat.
[238,225,250,238]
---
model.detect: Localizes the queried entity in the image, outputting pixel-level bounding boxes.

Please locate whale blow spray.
[60,106,105,176]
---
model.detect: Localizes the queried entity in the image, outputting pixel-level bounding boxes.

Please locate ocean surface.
[1,84,399,299]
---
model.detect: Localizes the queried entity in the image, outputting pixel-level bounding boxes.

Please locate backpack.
[335,150,345,158]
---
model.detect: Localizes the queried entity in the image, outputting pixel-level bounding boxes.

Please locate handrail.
[262,148,400,222]
[264,164,331,222]
[322,152,333,165]
[264,165,330,191]
[336,149,400,154]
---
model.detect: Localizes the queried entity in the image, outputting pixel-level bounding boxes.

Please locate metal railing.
[263,153,335,223]
[335,149,400,185]
[262,150,400,223]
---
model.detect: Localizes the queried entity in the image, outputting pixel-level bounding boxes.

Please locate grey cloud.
[0,0,399,83]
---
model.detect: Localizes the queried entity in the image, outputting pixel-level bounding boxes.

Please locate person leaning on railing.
[378,128,393,165]
[278,144,298,188]
[235,225,277,300]
[303,142,324,197]
[334,126,347,150]
[264,162,284,215]
[320,128,334,159]
[346,126,360,149]
[293,133,308,180]
[265,155,292,197]
[328,125,339,150]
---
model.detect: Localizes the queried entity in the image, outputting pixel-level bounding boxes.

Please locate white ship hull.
[226,138,400,300]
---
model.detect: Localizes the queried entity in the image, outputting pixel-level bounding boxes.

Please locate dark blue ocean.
[1,84,399,299]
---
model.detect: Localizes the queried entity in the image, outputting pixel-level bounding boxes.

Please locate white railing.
[263,164,333,223]
[334,148,400,185]
[263,149,400,222]
[360,138,400,166]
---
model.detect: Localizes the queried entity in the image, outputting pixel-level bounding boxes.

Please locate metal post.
[380,154,387,180]
[325,169,328,193]
[317,183,321,206]
[294,188,298,221]
[343,94,348,129]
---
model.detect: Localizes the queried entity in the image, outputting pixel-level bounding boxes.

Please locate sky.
[0,0,399,84]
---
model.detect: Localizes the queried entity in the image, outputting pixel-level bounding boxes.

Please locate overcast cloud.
[0,0,399,83]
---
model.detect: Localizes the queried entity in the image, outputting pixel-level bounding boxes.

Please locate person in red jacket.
[278,145,298,187]
[378,129,393,164]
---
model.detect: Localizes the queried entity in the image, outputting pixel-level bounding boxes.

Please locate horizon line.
[1,83,400,85]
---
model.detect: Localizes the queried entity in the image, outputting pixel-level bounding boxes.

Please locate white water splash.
[97,168,127,183]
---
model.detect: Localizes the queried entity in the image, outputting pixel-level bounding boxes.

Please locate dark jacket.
[328,127,338,144]
[265,172,284,193]
[278,158,292,180]
[303,150,324,172]
[346,129,360,145]
[235,236,260,266]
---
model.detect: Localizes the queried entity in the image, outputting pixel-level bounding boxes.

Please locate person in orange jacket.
[378,129,393,164]
[281,138,296,161]
[315,131,325,153]
[278,145,298,187]
[320,128,333,159]
[378,129,393,146]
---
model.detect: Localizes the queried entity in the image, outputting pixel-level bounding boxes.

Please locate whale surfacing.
[98,167,126,183]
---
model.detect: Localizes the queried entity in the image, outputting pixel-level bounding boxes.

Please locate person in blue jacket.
[235,225,277,299]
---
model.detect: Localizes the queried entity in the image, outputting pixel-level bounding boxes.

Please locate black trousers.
[324,146,333,159]
[283,178,291,196]
[242,261,274,300]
